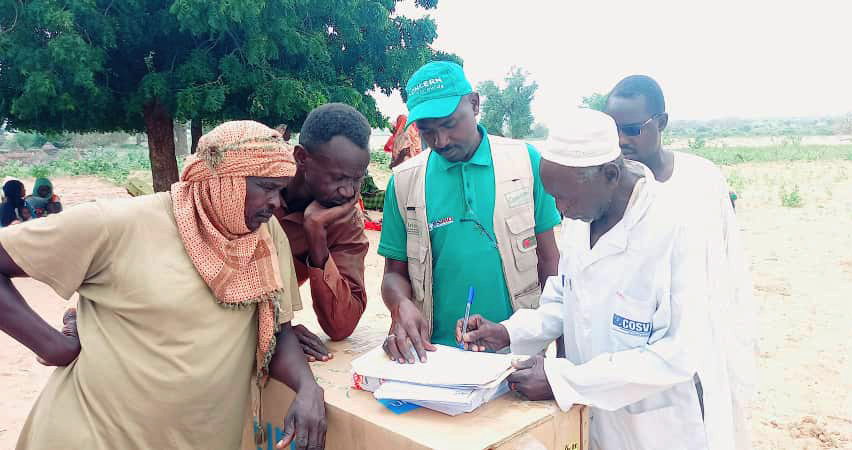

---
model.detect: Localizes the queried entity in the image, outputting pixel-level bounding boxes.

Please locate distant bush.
[779,135,803,146]
[0,147,152,184]
[14,132,48,149]
[780,185,803,208]
[688,137,706,150]
[667,116,848,138]
[684,144,852,165]
[726,171,748,193]
[370,151,390,167]
[69,132,137,148]
[526,123,549,140]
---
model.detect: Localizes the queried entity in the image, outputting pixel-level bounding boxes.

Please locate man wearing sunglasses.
[605,75,757,449]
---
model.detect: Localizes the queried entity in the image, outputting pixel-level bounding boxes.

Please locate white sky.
[371,0,852,127]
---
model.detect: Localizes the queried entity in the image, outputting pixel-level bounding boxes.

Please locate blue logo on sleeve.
[612,314,652,337]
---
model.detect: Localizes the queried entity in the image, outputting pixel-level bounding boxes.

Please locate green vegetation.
[780,185,804,208]
[683,144,852,165]
[478,67,540,139]
[581,93,608,112]
[726,170,748,193]
[369,150,391,167]
[0,0,455,191]
[688,136,706,150]
[667,116,845,138]
[0,148,154,184]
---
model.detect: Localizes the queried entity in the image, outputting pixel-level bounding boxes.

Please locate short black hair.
[609,75,666,115]
[299,103,371,152]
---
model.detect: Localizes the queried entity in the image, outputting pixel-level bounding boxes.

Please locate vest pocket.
[506,213,538,272]
[405,208,428,304]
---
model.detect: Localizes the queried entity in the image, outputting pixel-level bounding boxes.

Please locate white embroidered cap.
[538,109,621,167]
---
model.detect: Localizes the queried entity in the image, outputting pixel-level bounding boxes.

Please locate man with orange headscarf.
[0,121,327,450]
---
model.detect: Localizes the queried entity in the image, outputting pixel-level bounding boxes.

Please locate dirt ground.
[1,163,851,449]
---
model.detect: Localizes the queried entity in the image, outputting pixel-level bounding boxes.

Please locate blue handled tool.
[459,286,476,349]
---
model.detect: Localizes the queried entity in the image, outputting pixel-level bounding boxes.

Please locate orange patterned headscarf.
[170,120,296,378]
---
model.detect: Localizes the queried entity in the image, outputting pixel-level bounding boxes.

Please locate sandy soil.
[1,165,851,449]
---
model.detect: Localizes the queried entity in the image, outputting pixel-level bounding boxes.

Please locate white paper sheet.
[351,344,515,387]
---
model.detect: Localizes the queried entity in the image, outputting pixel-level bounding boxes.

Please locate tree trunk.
[174,120,189,157]
[190,118,202,154]
[143,100,179,192]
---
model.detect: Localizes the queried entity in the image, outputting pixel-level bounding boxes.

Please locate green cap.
[404,61,472,129]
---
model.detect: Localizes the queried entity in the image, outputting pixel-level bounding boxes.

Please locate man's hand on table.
[507,355,555,401]
[293,324,332,362]
[37,307,80,366]
[383,298,435,364]
[277,383,327,450]
[455,314,510,352]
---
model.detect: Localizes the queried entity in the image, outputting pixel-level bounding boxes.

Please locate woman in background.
[26,177,62,218]
[384,114,423,168]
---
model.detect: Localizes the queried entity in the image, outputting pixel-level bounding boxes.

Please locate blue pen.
[459,286,476,349]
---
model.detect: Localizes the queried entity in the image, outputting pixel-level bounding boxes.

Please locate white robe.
[503,166,735,450]
[663,151,758,449]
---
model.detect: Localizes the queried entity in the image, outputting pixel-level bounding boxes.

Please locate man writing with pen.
[377,61,562,363]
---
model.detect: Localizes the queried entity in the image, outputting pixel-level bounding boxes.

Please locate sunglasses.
[617,114,662,137]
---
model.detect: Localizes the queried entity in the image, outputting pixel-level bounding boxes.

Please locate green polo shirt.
[378,126,561,347]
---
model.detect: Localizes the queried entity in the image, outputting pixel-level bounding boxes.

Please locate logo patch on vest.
[611,314,652,337]
[406,221,419,236]
[505,187,531,208]
[428,217,454,231]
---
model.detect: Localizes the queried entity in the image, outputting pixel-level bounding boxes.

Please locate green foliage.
[688,136,706,150]
[477,67,538,138]
[779,135,803,146]
[370,150,390,167]
[13,132,48,150]
[667,116,845,139]
[29,165,51,179]
[0,148,153,184]
[0,0,453,164]
[684,144,852,165]
[527,123,549,140]
[726,171,748,193]
[780,185,803,208]
[581,93,608,112]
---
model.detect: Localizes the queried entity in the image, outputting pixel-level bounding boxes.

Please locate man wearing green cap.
[378,61,562,363]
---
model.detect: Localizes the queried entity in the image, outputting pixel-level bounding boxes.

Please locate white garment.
[502,165,735,450]
[663,151,758,449]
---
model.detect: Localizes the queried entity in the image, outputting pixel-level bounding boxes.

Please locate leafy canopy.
[0,0,456,133]
[477,67,538,139]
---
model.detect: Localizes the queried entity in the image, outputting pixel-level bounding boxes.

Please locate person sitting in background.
[1,180,32,227]
[26,177,63,218]
[15,205,32,224]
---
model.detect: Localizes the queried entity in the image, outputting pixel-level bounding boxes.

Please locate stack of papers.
[351,344,515,416]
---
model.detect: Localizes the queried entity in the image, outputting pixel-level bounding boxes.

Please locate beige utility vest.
[392,135,541,334]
